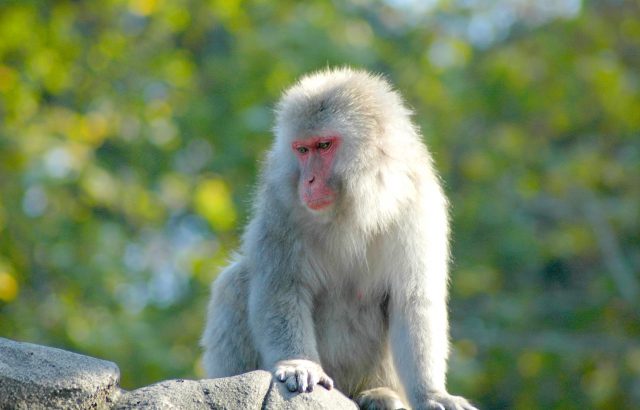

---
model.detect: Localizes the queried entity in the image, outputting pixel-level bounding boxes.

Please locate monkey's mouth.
[306,196,335,211]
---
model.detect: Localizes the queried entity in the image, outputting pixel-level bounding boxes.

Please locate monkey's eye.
[317,141,331,150]
[296,146,309,154]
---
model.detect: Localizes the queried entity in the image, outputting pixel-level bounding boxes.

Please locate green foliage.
[0,0,638,407]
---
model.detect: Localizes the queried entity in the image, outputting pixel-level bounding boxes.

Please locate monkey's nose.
[308,176,315,184]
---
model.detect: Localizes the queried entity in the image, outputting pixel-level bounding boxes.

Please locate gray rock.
[114,378,210,410]
[200,371,272,410]
[0,337,121,410]
[115,370,358,410]
[264,377,358,410]
[114,371,271,409]
[0,338,359,409]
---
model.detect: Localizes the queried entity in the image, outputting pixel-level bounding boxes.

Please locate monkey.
[201,67,477,410]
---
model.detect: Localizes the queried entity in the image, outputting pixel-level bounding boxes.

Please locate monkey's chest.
[313,289,389,386]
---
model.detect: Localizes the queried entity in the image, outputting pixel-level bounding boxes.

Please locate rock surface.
[115,371,357,409]
[264,378,358,410]
[0,337,358,409]
[0,337,121,409]
[115,372,272,410]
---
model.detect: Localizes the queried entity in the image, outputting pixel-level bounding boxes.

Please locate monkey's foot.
[273,359,334,393]
[420,391,478,410]
[356,387,407,409]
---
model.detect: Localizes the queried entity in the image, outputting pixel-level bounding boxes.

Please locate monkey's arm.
[390,269,476,409]
[389,265,449,400]
[246,224,333,393]
[390,213,477,410]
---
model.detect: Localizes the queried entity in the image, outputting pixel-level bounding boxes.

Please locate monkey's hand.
[419,391,478,410]
[273,359,334,393]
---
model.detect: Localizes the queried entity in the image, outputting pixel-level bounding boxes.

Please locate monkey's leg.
[353,352,408,410]
[356,387,407,410]
[201,261,259,377]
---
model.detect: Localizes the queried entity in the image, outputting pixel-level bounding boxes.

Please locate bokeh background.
[0,0,638,408]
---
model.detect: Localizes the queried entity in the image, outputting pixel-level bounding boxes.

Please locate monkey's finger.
[274,369,288,382]
[296,369,309,393]
[319,375,334,390]
[308,372,319,392]
[425,400,445,410]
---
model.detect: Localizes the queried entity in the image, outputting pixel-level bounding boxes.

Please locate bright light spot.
[149,265,184,307]
[385,0,440,15]
[241,106,270,133]
[174,139,213,174]
[384,0,583,47]
[428,38,470,69]
[81,167,118,206]
[159,173,189,210]
[467,14,496,48]
[118,215,215,311]
[124,243,146,273]
[44,147,73,179]
[345,21,374,47]
[22,186,48,217]
[115,283,149,314]
[149,118,179,148]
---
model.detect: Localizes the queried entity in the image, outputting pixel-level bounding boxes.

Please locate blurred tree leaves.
[0,0,638,408]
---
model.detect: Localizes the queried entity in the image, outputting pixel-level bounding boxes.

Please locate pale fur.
[201,68,476,410]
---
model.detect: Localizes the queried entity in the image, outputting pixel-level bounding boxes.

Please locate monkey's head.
[272,67,418,216]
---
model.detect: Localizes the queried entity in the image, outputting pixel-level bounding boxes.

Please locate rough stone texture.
[0,338,359,409]
[114,379,210,410]
[264,377,358,410]
[200,371,272,410]
[114,371,272,410]
[0,337,121,410]
[115,371,358,410]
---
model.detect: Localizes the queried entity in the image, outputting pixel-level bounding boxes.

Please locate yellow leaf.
[517,352,544,378]
[0,271,19,302]
[129,0,159,16]
[194,178,237,231]
[0,65,17,92]
[461,152,494,181]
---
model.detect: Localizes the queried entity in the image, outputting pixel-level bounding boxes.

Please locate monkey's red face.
[291,136,341,211]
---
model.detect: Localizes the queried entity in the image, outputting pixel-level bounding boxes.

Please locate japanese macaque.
[201,68,477,410]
